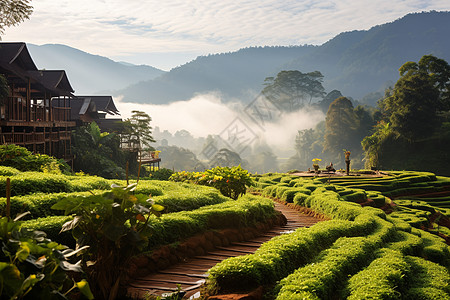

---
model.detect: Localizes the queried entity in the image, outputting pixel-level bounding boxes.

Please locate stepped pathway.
[126,201,323,299]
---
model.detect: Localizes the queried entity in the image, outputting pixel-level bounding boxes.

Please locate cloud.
[114,93,240,137]
[3,0,449,69]
[113,93,325,154]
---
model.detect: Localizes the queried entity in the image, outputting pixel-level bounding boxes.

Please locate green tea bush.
[0,166,20,176]
[0,144,70,174]
[275,236,384,299]
[153,187,229,213]
[404,255,450,299]
[147,194,276,248]
[420,230,450,266]
[280,188,311,203]
[0,191,100,219]
[67,175,111,191]
[207,214,379,293]
[0,173,72,196]
[387,230,424,255]
[170,166,254,199]
[344,249,410,300]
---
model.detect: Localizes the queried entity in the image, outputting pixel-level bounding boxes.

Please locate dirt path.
[125,202,323,299]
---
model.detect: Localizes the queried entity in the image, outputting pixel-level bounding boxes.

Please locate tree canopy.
[362,55,450,171]
[0,0,33,36]
[379,55,450,141]
[262,70,325,111]
[120,110,155,151]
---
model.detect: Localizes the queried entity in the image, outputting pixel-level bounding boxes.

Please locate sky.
[3,0,450,71]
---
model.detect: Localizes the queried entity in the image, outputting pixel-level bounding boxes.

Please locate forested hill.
[115,46,316,104]
[286,11,450,100]
[115,10,450,105]
[27,44,165,94]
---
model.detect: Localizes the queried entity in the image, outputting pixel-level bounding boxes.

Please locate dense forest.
[145,54,450,176]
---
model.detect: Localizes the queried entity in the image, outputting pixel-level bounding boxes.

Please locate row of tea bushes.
[17,192,276,251]
[344,249,450,299]
[0,190,102,219]
[0,171,110,196]
[207,172,450,297]
[146,194,277,248]
[0,175,229,218]
[207,211,381,293]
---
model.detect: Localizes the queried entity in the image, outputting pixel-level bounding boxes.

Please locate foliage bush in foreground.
[0,215,93,299]
[0,144,70,174]
[170,165,254,199]
[51,183,165,300]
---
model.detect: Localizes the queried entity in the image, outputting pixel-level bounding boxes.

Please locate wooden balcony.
[1,130,72,145]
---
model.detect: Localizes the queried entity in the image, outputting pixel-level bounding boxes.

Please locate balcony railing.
[1,132,45,144]
[3,98,72,122]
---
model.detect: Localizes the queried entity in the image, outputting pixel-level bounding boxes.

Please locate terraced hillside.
[2,166,450,299]
[205,171,450,299]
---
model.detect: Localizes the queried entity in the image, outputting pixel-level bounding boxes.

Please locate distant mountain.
[27,44,165,94]
[286,11,450,100]
[116,46,316,104]
[114,10,450,105]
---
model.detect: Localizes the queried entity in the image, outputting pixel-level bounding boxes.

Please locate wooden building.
[67,95,122,132]
[0,42,75,160]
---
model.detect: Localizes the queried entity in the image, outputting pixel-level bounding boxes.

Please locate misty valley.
[1,6,450,300]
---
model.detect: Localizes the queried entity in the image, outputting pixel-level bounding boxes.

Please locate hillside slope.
[115,11,450,104]
[28,44,165,94]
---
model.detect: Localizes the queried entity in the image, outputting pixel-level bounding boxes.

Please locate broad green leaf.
[152,204,165,212]
[76,279,94,300]
[16,243,30,262]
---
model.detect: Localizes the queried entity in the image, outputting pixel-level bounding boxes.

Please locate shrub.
[0,166,20,176]
[0,173,72,196]
[344,249,410,300]
[0,144,70,174]
[149,168,174,181]
[0,215,92,299]
[51,183,165,300]
[170,166,254,199]
[275,236,382,299]
[207,215,378,293]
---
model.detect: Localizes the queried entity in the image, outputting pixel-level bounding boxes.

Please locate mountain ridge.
[27,43,165,94]
[26,11,450,105]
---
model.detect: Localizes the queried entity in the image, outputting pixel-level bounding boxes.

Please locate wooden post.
[6,178,11,220]
[126,161,129,186]
[137,159,142,184]
[346,160,350,176]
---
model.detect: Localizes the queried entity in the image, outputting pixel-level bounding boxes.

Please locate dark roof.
[28,70,75,96]
[0,43,75,97]
[76,96,120,115]
[0,42,38,71]
[67,98,96,120]
[0,42,38,80]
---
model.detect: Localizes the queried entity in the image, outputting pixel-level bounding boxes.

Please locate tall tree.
[0,0,33,36]
[323,97,358,158]
[209,148,243,168]
[361,55,450,171]
[120,110,155,151]
[262,70,325,111]
[380,55,450,141]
